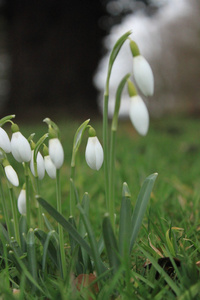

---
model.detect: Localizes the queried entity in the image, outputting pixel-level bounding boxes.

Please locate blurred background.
[0,0,199,121]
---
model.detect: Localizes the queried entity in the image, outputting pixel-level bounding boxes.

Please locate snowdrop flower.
[130,40,154,97]
[85,136,104,171]
[44,155,56,179]
[17,189,26,215]
[49,138,64,169]
[4,164,19,187]
[11,124,31,163]
[129,95,149,136]
[0,127,11,153]
[30,150,45,180]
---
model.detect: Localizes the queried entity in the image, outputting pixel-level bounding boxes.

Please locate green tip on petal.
[88,127,96,137]
[127,80,137,97]
[129,40,140,57]
[11,123,19,133]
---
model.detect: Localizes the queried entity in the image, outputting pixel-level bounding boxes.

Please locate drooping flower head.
[3,159,19,187]
[127,80,149,136]
[129,40,154,97]
[43,118,64,169]
[85,127,104,171]
[11,123,31,163]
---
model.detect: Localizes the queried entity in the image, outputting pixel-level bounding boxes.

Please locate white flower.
[49,138,64,169]
[30,150,45,180]
[11,132,31,163]
[133,55,154,97]
[5,165,19,186]
[0,127,11,153]
[129,95,149,136]
[85,136,104,170]
[44,155,56,179]
[17,189,26,215]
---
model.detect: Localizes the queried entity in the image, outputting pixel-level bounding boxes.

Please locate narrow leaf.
[103,214,120,274]
[27,228,38,286]
[37,197,93,257]
[130,173,158,252]
[77,203,106,276]
[119,183,132,257]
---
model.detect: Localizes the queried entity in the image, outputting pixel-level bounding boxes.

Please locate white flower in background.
[85,136,104,171]
[30,150,45,180]
[49,138,64,169]
[11,131,31,163]
[44,155,56,179]
[129,95,149,136]
[17,189,26,215]
[5,165,19,187]
[133,55,154,97]
[0,127,11,153]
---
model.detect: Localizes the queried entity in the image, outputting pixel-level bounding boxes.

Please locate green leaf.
[77,203,107,276]
[71,119,90,167]
[102,214,120,274]
[42,230,57,273]
[34,229,61,272]
[19,215,27,253]
[130,173,158,252]
[27,228,38,286]
[37,197,93,257]
[119,183,132,258]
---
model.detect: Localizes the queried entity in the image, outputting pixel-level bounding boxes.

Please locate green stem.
[9,187,20,246]
[35,177,43,229]
[69,165,75,216]
[103,93,110,211]
[56,169,66,278]
[0,177,11,238]
[24,162,30,229]
[109,129,116,230]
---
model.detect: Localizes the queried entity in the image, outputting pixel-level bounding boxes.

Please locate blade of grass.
[27,228,38,290]
[138,245,181,296]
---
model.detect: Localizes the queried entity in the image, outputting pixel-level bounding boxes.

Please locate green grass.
[1,114,200,299]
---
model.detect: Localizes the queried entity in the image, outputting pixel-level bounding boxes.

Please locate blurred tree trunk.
[3,0,105,119]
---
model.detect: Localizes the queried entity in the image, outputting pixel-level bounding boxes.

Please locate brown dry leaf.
[74,273,99,300]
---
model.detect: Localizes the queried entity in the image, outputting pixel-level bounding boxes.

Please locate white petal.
[129,95,149,136]
[44,155,56,179]
[49,138,64,169]
[30,150,45,180]
[11,132,31,163]
[0,127,11,153]
[85,137,104,170]
[17,189,26,215]
[133,55,154,97]
[5,165,19,187]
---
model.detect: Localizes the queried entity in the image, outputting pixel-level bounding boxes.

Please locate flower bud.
[49,138,64,169]
[17,189,26,215]
[133,55,154,97]
[0,127,11,153]
[30,150,45,180]
[44,155,56,179]
[85,136,104,170]
[11,131,31,163]
[5,165,19,187]
[129,95,149,136]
